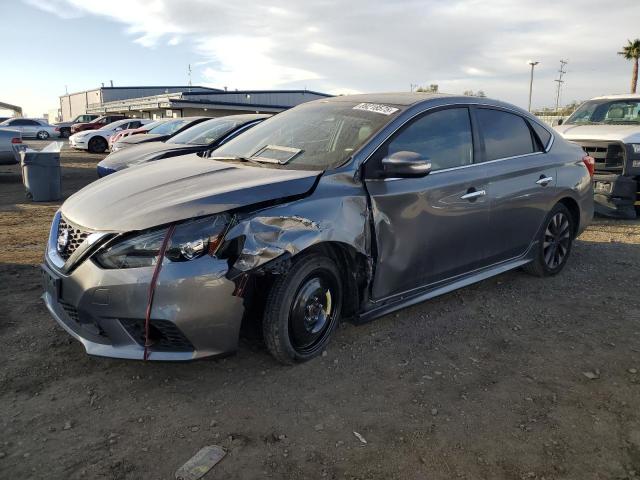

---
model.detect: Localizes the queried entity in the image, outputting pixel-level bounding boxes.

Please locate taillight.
[11,137,22,144]
[54,127,60,132]
[582,155,595,177]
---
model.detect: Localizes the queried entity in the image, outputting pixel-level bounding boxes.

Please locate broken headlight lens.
[95,214,231,269]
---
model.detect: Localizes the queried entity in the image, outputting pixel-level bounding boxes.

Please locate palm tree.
[618,39,640,93]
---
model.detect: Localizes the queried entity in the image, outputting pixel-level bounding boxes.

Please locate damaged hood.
[62,154,321,231]
[554,123,640,143]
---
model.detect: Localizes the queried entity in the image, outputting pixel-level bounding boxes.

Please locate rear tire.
[36,131,49,140]
[523,203,575,277]
[88,136,108,153]
[263,253,342,365]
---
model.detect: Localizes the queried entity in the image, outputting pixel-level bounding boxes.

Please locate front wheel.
[263,253,342,364]
[88,136,108,153]
[524,203,574,277]
[36,131,49,140]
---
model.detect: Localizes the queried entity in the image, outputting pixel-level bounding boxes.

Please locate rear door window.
[477,109,536,161]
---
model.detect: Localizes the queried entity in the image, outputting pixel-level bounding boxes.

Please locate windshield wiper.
[208,155,266,167]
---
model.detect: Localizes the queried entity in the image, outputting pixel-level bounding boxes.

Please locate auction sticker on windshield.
[353,103,399,115]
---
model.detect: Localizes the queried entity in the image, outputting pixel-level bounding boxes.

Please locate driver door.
[363,106,491,300]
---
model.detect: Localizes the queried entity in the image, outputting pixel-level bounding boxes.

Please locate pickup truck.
[555,94,640,218]
[54,114,99,138]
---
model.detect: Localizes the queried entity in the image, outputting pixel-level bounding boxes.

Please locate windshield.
[148,119,192,135]
[565,99,640,125]
[167,118,242,145]
[214,101,400,170]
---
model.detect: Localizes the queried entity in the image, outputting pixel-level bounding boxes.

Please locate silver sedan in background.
[0,128,22,164]
[0,118,60,139]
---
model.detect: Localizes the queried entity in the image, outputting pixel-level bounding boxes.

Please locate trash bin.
[20,143,62,201]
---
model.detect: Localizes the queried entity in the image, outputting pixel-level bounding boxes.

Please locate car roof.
[590,93,640,100]
[320,92,453,107]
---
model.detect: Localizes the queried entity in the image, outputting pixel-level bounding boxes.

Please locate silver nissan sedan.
[42,93,594,364]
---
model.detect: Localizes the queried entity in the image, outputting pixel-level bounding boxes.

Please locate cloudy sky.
[2,0,639,116]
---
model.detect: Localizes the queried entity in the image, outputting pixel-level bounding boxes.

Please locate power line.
[554,59,568,113]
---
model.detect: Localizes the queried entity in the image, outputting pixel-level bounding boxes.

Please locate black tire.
[60,128,71,138]
[263,253,342,364]
[36,131,49,140]
[523,203,575,277]
[88,136,108,153]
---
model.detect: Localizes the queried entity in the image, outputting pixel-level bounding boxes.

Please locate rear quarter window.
[530,121,552,149]
[477,108,536,161]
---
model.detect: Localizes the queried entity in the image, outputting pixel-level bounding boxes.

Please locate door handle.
[460,189,486,200]
[536,176,553,186]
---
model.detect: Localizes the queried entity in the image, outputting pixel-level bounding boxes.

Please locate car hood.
[554,123,640,143]
[99,142,198,169]
[62,154,321,231]
[119,133,164,145]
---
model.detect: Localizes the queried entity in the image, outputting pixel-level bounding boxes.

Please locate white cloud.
[22,0,640,109]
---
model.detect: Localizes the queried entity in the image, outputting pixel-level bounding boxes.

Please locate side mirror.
[381,151,431,178]
[114,127,123,131]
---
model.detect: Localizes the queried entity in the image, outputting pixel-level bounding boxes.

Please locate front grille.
[57,217,90,261]
[59,300,79,322]
[580,142,626,173]
[120,319,195,352]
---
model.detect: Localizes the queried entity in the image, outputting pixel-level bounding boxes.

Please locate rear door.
[475,107,557,263]
[364,106,491,300]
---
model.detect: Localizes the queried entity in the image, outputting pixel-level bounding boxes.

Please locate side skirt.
[355,256,532,324]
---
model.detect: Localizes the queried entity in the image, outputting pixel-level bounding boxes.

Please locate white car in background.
[69,118,151,153]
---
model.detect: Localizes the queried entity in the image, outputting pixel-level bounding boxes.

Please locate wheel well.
[300,242,370,319]
[558,197,580,236]
[237,242,370,340]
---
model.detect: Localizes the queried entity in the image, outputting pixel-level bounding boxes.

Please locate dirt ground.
[1,140,640,480]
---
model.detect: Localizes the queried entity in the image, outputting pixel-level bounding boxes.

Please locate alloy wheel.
[543,212,571,269]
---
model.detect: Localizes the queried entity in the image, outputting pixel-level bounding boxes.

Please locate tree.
[416,84,439,93]
[618,39,640,93]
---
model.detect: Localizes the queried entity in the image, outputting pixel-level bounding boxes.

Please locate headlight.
[95,214,231,269]
[631,143,640,154]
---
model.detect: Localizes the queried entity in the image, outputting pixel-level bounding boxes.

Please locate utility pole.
[528,60,539,112]
[188,64,192,92]
[554,59,568,114]
[410,83,418,92]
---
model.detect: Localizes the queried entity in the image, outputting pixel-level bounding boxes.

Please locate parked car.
[110,117,211,153]
[69,118,151,153]
[70,115,126,135]
[0,118,60,139]
[108,119,167,148]
[42,93,593,364]
[54,114,99,138]
[554,94,640,218]
[0,128,22,164]
[96,114,269,176]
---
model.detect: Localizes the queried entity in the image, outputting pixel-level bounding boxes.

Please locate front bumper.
[42,222,245,361]
[68,137,88,150]
[593,173,637,219]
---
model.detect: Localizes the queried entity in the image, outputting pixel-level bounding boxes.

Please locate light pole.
[528,60,539,112]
